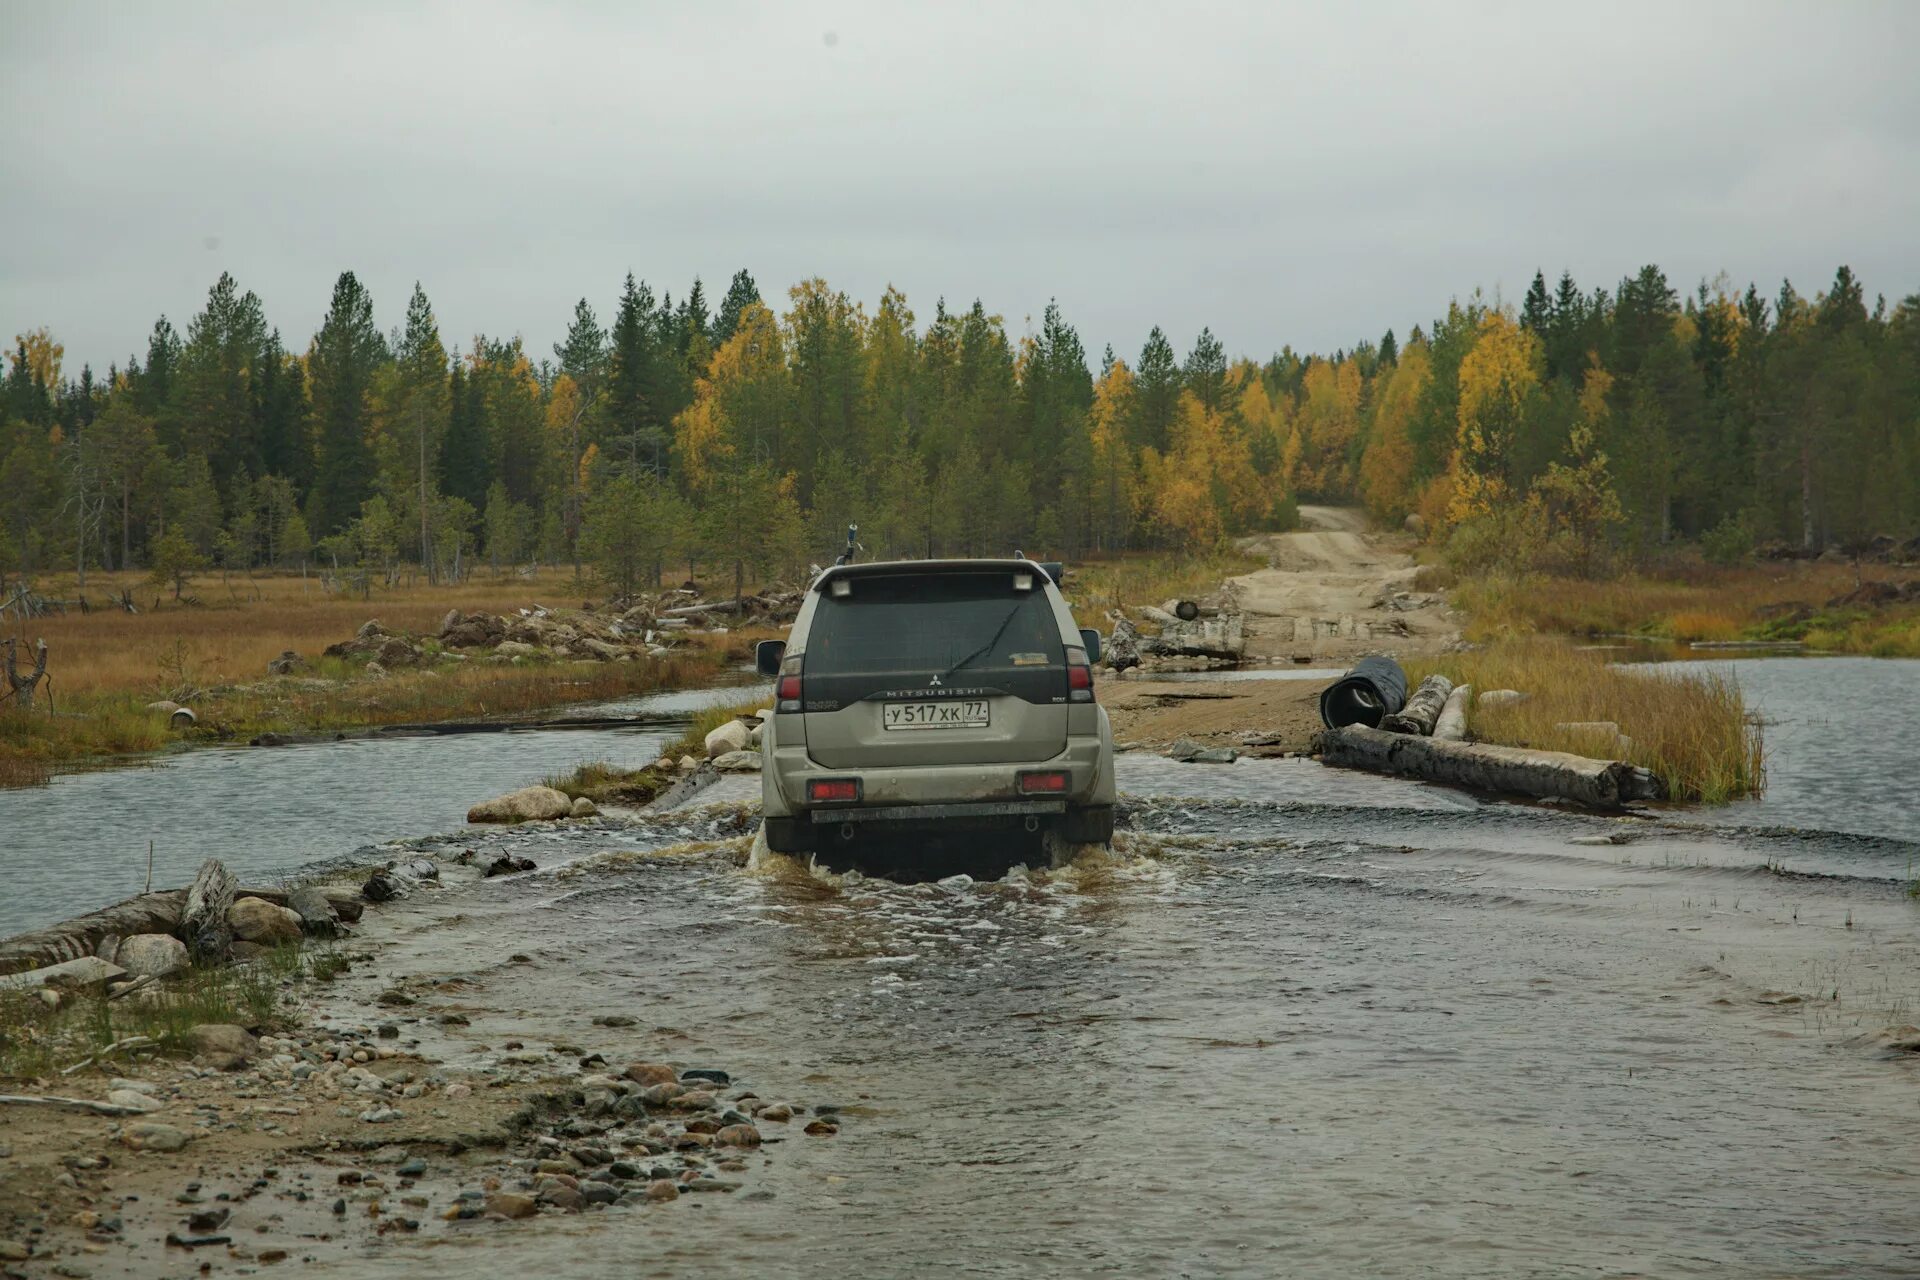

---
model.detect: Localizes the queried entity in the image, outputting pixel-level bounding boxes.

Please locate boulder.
[580,639,627,662]
[116,934,188,979]
[107,1089,165,1114]
[624,1062,679,1087]
[286,887,341,936]
[442,615,505,649]
[703,719,753,757]
[486,1193,537,1220]
[570,796,599,818]
[1404,512,1427,537]
[375,636,421,668]
[711,750,762,772]
[495,640,543,659]
[322,888,365,923]
[467,785,574,823]
[189,1023,257,1069]
[266,650,309,676]
[437,608,462,637]
[227,896,303,946]
[676,755,698,772]
[121,1122,191,1152]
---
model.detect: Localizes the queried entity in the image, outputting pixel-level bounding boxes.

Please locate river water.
[7,658,1920,1276]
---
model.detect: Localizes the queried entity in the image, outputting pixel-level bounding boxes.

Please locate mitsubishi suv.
[756,559,1115,863]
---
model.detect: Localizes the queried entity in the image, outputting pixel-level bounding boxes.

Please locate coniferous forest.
[3,263,1916,596]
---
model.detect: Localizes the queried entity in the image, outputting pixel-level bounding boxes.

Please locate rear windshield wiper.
[935,601,1025,685]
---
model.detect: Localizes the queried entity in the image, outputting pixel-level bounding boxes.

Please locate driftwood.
[0,892,186,978]
[1432,684,1472,741]
[1140,613,1245,661]
[1381,674,1453,735]
[181,859,237,964]
[0,956,127,991]
[0,1093,156,1117]
[1315,724,1666,808]
[60,1035,157,1075]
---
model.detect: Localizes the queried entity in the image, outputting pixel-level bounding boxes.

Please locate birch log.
[1432,684,1472,741]
[1314,724,1666,808]
[1380,674,1454,735]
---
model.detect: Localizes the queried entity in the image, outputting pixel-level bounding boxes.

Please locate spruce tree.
[1183,327,1227,412]
[1521,270,1552,335]
[1378,329,1398,367]
[713,269,761,346]
[606,274,660,474]
[309,271,385,534]
[441,355,490,509]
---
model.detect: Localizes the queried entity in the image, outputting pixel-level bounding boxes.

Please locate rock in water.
[703,719,753,757]
[484,855,537,877]
[227,897,303,945]
[467,786,573,823]
[361,873,402,902]
[711,750,762,772]
[286,888,341,936]
[115,933,188,979]
[570,796,598,818]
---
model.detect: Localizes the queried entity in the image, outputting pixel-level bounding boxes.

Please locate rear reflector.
[808,778,860,803]
[1018,770,1070,794]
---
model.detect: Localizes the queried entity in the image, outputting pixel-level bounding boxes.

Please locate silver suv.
[757,559,1115,862]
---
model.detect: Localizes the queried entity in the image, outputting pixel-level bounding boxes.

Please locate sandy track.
[1229,504,1457,662]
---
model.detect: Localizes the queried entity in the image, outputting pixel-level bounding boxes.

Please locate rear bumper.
[762,731,1114,820]
[812,799,1066,825]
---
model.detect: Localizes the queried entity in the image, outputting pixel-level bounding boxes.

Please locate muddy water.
[299,776,1919,1279]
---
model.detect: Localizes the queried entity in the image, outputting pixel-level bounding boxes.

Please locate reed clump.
[1407,637,1766,804]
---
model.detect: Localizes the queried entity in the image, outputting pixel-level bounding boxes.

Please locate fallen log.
[0,891,186,978]
[1381,674,1453,735]
[1140,613,1244,661]
[1432,684,1472,741]
[1314,724,1666,808]
[181,859,237,964]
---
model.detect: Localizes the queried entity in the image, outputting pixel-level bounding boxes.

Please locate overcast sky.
[5,0,1918,376]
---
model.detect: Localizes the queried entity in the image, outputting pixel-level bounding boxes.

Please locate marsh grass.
[539,696,769,805]
[0,942,311,1080]
[1,563,751,781]
[1406,637,1766,804]
[1453,563,1920,656]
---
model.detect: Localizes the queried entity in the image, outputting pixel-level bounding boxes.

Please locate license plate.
[883,700,989,731]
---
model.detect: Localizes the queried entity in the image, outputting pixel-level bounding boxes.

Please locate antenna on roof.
[834,523,860,566]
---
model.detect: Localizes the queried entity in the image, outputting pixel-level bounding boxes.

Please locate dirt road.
[1230,504,1456,662]
[1101,505,1457,754]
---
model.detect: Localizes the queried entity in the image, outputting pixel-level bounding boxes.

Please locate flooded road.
[287,776,1919,1279]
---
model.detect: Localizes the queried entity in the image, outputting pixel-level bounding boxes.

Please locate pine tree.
[1378,329,1398,367]
[441,355,488,509]
[308,271,386,534]
[1135,326,1179,452]
[1183,327,1228,411]
[605,274,661,474]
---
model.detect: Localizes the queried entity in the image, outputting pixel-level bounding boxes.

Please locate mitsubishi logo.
[927,675,943,687]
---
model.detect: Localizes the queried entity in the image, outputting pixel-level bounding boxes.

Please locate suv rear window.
[804,574,1065,677]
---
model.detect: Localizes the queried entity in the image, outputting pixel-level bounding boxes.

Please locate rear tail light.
[1018,770,1070,794]
[776,653,804,712]
[1066,647,1094,703]
[808,778,860,803]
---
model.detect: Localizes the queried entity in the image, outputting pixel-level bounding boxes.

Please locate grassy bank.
[0,567,755,783]
[0,944,310,1080]
[1406,638,1766,803]
[1452,562,1920,657]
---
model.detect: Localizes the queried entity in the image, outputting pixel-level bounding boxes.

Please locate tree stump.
[181,859,237,964]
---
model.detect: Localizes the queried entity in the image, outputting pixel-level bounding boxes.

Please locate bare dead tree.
[2,636,50,711]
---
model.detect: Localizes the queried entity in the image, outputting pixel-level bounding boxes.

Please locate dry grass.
[0,566,748,782]
[1453,562,1920,656]
[540,695,767,805]
[1068,549,1265,631]
[1406,637,1766,803]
